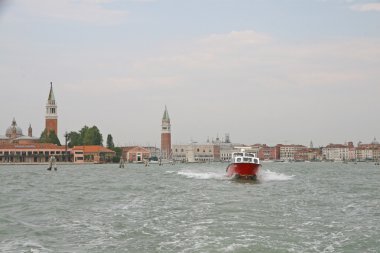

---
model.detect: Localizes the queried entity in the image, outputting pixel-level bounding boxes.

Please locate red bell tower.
[45,82,58,135]
[161,106,171,159]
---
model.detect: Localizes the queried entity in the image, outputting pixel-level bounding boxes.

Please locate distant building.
[278,144,307,161]
[1,83,58,146]
[206,133,238,162]
[355,146,373,161]
[72,145,115,163]
[322,142,355,161]
[173,143,220,162]
[294,148,322,161]
[0,143,68,163]
[45,82,58,136]
[355,137,380,161]
[0,118,39,144]
[257,144,280,161]
[161,106,171,159]
[144,146,160,160]
[172,143,220,162]
[219,143,237,162]
[373,148,380,162]
[122,146,150,163]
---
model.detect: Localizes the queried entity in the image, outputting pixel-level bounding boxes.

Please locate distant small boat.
[226,148,261,180]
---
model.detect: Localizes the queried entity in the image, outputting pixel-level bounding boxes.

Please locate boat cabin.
[231,152,260,164]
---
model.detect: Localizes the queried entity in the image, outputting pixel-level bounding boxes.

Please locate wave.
[177,171,226,180]
[175,168,294,182]
[258,169,294,182]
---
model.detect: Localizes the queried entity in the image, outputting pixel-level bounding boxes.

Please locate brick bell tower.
[45,82,58,135]
[161,106,171,159]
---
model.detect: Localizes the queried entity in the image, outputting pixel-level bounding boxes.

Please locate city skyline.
[0,0,379,147]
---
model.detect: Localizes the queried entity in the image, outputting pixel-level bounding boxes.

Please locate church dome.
[0,135,9,140]
[5,118,23,138]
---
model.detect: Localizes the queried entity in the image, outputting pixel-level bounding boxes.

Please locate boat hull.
[226,163,260,180]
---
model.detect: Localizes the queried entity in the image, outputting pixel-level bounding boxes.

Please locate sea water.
[0,162,379,252]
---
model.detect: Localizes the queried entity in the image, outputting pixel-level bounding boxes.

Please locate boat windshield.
[232,152,260,164]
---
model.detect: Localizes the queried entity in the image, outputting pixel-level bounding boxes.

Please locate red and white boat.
[226,149,261,180]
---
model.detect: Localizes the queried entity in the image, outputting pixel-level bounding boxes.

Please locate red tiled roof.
[122,146,150,153]
[72,145,115,154]
[0,143,65,150]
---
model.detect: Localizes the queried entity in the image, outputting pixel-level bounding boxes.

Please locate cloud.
[63,76,180,96]
[14,0,128,25]
[1,28,379,145]
[138,31,380,89]
[62,30,380,94]
[200,30,272,46]
[350,3,380,12]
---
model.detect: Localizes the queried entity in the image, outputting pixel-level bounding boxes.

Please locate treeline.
[67,125,103,148]
[40,125,121,162]
[40,129,61,146]
[40,125,115,149]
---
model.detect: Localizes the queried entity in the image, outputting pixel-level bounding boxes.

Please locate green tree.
[40,129,61,145]
[106,134,115,148]
[79,125,89,143]
[82,126,103,145]
[67,131,81,148]
[66,125,103,147]
[111,147,122,163]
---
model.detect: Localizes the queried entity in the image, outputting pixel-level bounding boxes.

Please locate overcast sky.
[0,0,379,147]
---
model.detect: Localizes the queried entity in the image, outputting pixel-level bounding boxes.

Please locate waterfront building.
[322,142,354,161]
[72,146,116,163]
[161,106,171,159]
[0,136,8,145]
[45,82,58,136]
[0,143,68,163]
[144,146,160,160]
[373,148,380,162]
[257,144,280,161]
[355,138,380,161]
[121,146,150,163]
[278,144,307,161]
[172,143,220,162]
[0,119,39,144]
[355,146,373,161]
[219,143,238,162]
[206,133,240,162]
[294,148,322,161]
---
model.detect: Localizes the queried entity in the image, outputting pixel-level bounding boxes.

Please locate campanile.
[45,82,58,136]
[161,106,171,159]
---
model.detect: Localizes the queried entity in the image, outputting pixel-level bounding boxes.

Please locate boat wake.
[172,169,294,182]
[177,171,226,180]
[258,169,294,182]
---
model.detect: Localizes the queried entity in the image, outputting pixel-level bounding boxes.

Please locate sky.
[0,0,379,147]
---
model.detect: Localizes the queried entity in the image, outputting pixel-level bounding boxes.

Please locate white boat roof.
[232,152,256,157]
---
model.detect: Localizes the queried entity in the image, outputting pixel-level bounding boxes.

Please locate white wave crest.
[258,169,294,182]
[178,171,225,180]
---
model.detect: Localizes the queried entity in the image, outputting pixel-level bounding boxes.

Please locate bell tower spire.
[45,82,58,136]
[161,106,171,160]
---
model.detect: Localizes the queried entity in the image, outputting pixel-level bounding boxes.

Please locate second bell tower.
[45,82,58,136]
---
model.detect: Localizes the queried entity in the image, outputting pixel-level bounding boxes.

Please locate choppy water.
[0,162,379,253]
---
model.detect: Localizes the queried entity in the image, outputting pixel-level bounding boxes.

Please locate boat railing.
[231,152,256,158]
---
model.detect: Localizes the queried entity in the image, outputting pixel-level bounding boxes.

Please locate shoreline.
[0,162,103,166]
